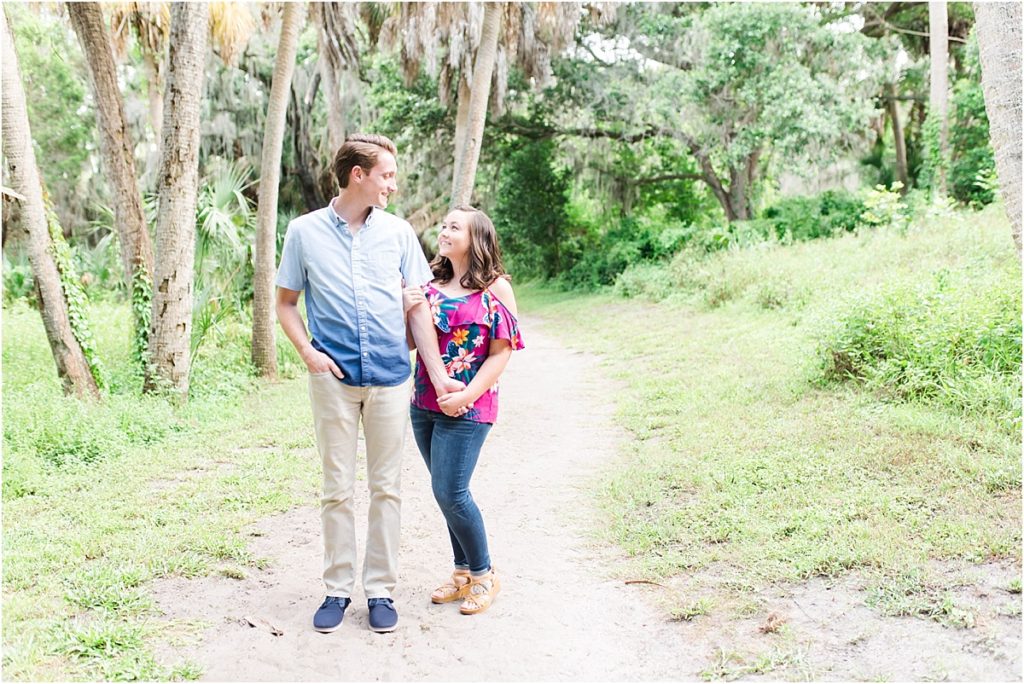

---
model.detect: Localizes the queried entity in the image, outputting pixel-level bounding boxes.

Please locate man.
[275,133,460,633]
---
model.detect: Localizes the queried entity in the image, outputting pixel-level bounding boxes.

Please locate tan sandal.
[459,569,501,615]
[431,569,471,604]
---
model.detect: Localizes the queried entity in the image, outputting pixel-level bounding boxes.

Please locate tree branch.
[632,173,704,185]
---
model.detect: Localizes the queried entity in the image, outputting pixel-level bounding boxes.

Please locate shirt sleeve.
[275,221,306,291]
[489,299,525,351]
[399,223,434,288]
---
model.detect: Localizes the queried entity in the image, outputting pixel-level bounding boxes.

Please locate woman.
[407,205,523,615]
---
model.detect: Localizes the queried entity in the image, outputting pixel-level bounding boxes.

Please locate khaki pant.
[308,373,410,599]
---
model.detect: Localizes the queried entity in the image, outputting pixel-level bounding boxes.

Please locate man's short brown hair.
[331,134,398,189]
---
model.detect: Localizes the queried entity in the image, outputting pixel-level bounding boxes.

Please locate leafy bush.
[949,32,996,208]
[3,250,35,304]
[760,190,867,241]
[817,267,1021,422]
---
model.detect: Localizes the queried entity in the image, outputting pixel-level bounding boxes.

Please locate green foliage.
[760,191,867,242]
[131,268,152,369]
[948,33,996,207]
[919,112,950,196]
[817,267,1021,423]
[493,138,571,278]
[195,158,257,309]
[46,202,107,390]
[3,250,36,304]
[7,4,97,229]
[558,205,691,291]
[675,4,881,172]
[860,182,910,230]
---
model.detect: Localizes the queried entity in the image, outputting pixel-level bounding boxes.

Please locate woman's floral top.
[411,282,524,424]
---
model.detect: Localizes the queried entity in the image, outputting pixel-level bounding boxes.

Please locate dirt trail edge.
[152,316,1021,682]
[152,318,701,681]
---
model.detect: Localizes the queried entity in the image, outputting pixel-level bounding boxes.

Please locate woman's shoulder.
[486,276,517,316]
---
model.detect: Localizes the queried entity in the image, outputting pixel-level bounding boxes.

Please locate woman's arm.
[437,339,512,413]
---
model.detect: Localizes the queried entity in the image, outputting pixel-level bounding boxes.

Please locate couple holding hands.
[275,133,523,633]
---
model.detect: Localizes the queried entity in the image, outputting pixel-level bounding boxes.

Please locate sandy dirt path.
[153,318,702,680]
[152,316,1021,681]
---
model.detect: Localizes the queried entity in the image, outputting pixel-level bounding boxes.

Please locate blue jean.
[409,406,492,574]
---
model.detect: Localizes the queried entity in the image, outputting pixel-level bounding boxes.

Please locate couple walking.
[275,133,523,633]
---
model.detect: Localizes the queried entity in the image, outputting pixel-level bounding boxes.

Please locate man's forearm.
[408,303,449,388]
[277,301,313,356]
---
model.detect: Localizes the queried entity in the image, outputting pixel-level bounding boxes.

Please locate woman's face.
[438,211,472,261]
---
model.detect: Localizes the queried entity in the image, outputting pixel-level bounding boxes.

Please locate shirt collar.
[327,200,378,231]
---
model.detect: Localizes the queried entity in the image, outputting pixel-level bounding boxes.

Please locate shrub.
[747,190,869,245]
[817,267,1021,422]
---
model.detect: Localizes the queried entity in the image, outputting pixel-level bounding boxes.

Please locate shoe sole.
[368,623,397,633]
[313,622,343,633]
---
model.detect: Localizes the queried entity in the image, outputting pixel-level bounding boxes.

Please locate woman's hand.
[403,286,427,313]
[437,389,474,417]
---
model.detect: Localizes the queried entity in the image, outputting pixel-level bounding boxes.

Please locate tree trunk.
[975,2,1022,254]
[451,74,472,199]
[145,2,209,397]
[929,0,949,196]
[290,71,326,212]
[314,3,345,152]
[68,3,155,286]
[2,8,99,399]
[253,1,305,379]
[886,82,910,189]
[143,51,164,147]
[450,3,501,209]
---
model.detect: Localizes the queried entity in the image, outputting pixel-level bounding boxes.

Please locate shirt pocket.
[366,249,402,286]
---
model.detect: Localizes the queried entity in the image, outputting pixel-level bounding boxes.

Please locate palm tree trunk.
[67,3,155,285]
[929,0,949,196]
[451,74,472,199]
[450,2,501,209]
[2,8,99,399]
[145,2,209,398]
[253,1,306,378]
[974,2,1022,254]
[142,51,164,148]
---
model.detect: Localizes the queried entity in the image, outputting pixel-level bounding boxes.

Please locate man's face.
[357,151,398,209]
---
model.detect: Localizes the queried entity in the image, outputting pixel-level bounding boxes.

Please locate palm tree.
[974,2,1022,254]
[67,2,155,345]
[252,1,306,379]
[144,2,209,398]
[450,2,502,208]
[929,1,949,196]
[2,7,99,399]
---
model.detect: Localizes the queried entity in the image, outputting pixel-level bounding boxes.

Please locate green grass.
[519,206,1021,612]
[2,301,320,681]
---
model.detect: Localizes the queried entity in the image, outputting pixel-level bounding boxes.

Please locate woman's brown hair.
[430,205,510,290]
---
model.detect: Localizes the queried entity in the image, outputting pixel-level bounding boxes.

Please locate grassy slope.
[518,206,1021,611]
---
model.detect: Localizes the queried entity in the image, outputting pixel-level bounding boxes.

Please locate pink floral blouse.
[411,282,524,424]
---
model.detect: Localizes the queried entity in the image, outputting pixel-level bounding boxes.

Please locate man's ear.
[351,165,364,182]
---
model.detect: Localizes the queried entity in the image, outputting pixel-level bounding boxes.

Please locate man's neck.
[331,193,372,232]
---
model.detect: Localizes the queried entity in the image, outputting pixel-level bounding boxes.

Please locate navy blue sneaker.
[313,596,350,633]
[367,597,398,632]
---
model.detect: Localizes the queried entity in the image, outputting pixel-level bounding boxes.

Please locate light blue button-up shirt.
[275,203,433,387]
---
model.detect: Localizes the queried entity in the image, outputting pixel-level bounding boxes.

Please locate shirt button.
[363,352,368,357]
